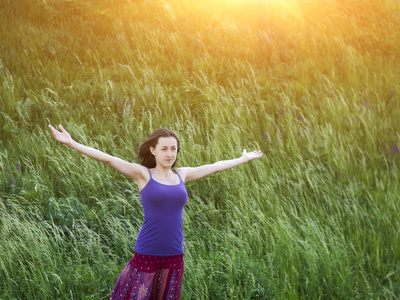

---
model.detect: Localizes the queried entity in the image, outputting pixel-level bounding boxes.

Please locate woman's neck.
[152,166,173,178]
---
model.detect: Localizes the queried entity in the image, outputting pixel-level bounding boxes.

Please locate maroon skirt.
[110,252,184,300]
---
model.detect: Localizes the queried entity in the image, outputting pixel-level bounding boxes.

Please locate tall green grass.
[1,0,400,298]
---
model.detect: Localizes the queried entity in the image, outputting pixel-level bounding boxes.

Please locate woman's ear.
[149,146,155,156]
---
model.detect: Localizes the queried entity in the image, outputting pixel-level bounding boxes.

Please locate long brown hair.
[137,128,181,168]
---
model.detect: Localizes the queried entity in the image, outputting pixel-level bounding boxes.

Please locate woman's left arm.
[177,150,263,183]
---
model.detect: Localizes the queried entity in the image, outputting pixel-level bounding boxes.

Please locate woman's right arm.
[49,124,147,181]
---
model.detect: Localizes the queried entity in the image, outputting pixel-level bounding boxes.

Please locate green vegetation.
[1,0,399,298]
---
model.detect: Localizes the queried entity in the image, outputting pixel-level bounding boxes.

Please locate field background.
[1,0,400,298]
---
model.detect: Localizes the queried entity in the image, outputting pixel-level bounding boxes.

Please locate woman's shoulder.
[136,166,151,191]
[174,168,188,182]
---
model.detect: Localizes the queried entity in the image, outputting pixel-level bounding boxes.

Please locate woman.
[49,124,263,300]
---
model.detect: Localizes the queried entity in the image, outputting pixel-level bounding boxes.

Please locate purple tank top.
[134,170,188,256]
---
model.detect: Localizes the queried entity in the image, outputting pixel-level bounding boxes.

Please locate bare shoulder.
[131,163,151,181]
[175,163,221,183]
[109,157,148,180]
[175,167,190,183]
[134,164,150,191]
[134,163,150,179]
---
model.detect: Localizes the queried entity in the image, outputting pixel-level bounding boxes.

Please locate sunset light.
[1,0,400,298]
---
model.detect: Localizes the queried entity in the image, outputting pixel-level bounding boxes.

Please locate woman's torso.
[134,170,188,256]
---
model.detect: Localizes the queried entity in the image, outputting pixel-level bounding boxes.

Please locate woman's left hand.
[242,149,263,162]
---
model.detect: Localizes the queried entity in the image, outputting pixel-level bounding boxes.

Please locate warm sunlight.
[2,0,400,297]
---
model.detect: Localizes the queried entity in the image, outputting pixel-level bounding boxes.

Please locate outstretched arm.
[48,124,147,181]
[177,149,263,183]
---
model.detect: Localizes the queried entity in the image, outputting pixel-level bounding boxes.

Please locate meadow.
[1,0,399,298]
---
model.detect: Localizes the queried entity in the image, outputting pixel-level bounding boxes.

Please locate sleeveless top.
[134,170,188,256]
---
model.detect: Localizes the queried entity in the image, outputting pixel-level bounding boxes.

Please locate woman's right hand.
[49,124,73,146]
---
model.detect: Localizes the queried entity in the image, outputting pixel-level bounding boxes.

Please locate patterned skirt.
[110,252,184,300]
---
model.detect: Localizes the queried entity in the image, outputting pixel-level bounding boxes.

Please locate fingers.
[243,149,263,155]
[49,124,59,132]
[254,150,263,156]
[49,124,56,134]
[249,150,263,158]
[49,125,58,140]
[48,124,65,134]
[242,149,263,160]
[49,124,63,139]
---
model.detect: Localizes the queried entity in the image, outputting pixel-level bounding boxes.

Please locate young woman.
[49,124,263,300]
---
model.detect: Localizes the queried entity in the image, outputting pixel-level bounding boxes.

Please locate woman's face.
[150,136,178,168]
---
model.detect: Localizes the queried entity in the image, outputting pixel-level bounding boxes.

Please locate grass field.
[1,0,400,298]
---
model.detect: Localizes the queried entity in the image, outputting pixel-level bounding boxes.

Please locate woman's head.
[137,128,180,168]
